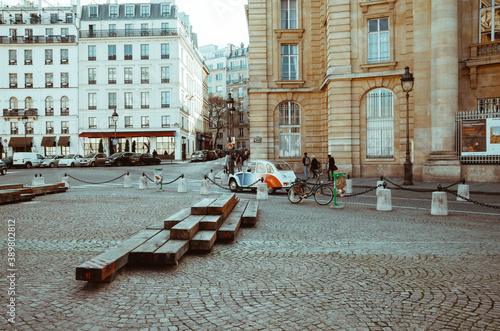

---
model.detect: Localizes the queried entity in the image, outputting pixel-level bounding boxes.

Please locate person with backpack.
[302,152,311,179]
[310,155,321,179]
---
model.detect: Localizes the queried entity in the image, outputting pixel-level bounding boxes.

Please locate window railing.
[9,59,17,65]
[61,59,68,64]
[61,82,69,88]
[25,59,32,65]
[45,59,53,64]
[141,123,150,128]
[161,104,170,108]
[46,128,54,134]
[141,105,150,109]
[141,79,149,84]
[11,129,18,134]
[61,128,69,134]
[88,80,96,85]
[161,78,170,83]
[88,56,96,61]
[0,35,76,44]
[124,79,132,84]
[125,105,133,109]
[25,83,33,88]
[109,105,117,110]
[61,108,70,115]
[108,80,116,84]
[9,83,17,88]
[46,82,53,88]
[88,106,96,110]
[124,55,132,60]
[161,54,170,59]
[46,109,54,116]
[80,28,180,39]
[108,55,116,60]
[26,128,34,134]
[89,124,97,129]
[3,108,38,117]
[141,55,149,60]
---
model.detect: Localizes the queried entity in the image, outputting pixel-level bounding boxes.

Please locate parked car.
[207,150,218,160]
[0,159,7,175]
[40,155,64,168]
[12,152,44,168]
[130,153,161,166]
[215,149,224,158]
[58,154,84,167]
[79,153,107,167]
[228,159,297,194]
[190,150,207,162]
[104,152,134,166]
[1,156,13,168]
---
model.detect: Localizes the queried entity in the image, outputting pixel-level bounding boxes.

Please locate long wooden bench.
[129,230,171,265]
[190,231,217,251]
[199,215,223,230]
[163,207,192,229]
[191,198,218,215]
[75,229,161,282]
[241,200,259,227]
[217,199,249,241]
[152,239,190,265]
[170,215,204,240]
[0,189,34,205]
[0,184,24,190]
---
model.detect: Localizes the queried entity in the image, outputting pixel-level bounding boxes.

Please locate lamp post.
[22,114,28,152]
[225,92,236,150]
[401,66,414,185]
[112,110,118,153]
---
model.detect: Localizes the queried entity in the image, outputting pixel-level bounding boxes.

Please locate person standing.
[235,153,243,172]
[310,155,321,179]
[152,149,158,158]
[228,152,236,175]
[327,154,337,181]
[302,152,311,179]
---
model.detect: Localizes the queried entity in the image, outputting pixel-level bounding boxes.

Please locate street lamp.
[112,110,118,153]
[225,92,236,150]
[401,66,414,185]
[22,114,28,152]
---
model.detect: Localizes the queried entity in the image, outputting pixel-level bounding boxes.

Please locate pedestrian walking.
[236,153,243,172]
[310,155,321,179]
[327,154,338,181]
[228,152,236,175]
[152,149,158,158]
[302,153,311,179]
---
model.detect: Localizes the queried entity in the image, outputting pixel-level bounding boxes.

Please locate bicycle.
[287,175,334,205]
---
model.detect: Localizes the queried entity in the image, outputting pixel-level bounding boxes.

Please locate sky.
[1,0,249,47]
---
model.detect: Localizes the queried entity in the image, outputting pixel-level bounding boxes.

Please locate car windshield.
[132,153,141,157]
[63,154,75,159]
[43,155,55,160]
[109,153,122,158]
[84,153,96,158]
[273,162,292,171]
[192,151,202,155]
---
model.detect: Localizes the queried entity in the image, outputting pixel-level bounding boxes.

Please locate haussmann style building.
[246,0,500,182]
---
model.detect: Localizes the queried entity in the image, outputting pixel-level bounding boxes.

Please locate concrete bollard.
[431,191,448,216]
[32,174,44,186]
[62,175,70,188]
[200,179,210,195]
[376,180,385,195]
[220,172,229,186]
[178,177,188,193]
[345,178,353,194]
[456,184,469,202]
[208,172,215,182]
[124,173,132,188]
[256,182,268,200]
[376,188,392,211]
[139,175,147,190]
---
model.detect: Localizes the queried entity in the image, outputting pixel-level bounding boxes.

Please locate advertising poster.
[461,119,487,155]
[487,118,500,155]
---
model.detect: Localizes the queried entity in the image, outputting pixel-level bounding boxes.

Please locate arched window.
[9,97,18,109]
[278,101,301,158]
[25,97,34,109]
[366,88,394,158]
[61,96,69,114]
[45,96,54,115]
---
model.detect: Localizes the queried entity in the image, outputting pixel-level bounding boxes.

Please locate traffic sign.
[227,143,234,149]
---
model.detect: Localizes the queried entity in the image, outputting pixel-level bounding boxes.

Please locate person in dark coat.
[327,154,337,181]
[310,155,321,179]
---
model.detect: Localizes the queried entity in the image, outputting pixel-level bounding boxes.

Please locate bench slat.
[199,215,223,230]
[217,199,249,241]
[191,198,218,215]
[170,215,203,240]
[207,194,236,215]
[0,184,24,190]
[190,231,216,251]
[129,230,171,265]
[153,239,190,265]
[163,207,191,229]
[241,200,259,226]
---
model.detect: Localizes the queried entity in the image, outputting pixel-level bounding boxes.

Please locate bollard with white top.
[62,174,70,188]
[431,189,448,216]
[376,185,392,211]
[220,171,229,186]
[345,175,353,194]
[32,174,45,186]
[256,180,268,200]
[139,174,147,190]
[178,176,188,193]
[208,169,215,182]
[200,178,210,195]
[124,172,132,188]
[457,182,469,202]
[376,176,385,195]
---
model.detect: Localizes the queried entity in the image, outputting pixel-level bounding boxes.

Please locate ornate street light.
[112,110,118,152]
[22,114,28,152]
[225,92,236,150]
[401,66,415,185]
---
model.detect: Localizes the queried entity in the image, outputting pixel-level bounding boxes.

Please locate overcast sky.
[3,0,249,47]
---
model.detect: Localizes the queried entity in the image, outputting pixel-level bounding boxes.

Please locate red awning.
[79,131,175,138]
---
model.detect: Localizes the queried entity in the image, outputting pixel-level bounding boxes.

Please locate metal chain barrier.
[343,184,383,198]
[441,187,500,210]
[381,176,435,193]
[204,174,232,191]
[204,174,263,192]
[143,173,184,185]
[65,173,128,185]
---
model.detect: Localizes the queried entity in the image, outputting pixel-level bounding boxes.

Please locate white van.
[13,152,44,168]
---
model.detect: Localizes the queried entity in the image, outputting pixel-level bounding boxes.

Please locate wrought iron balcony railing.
[0,35,76,44]
[80,28,180,39]
[3,108,38,117]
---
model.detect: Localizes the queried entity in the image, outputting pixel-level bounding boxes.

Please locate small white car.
[58,154,83,167]
[40,155,64,168]
[228,159,297,194]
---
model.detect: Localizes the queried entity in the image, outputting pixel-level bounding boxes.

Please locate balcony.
[45,59,53,65]
[227,65,247,71]
[45,108,54,116]
[124,79,133,84]
[80,28,180,39]
[0,35,76,44]
[46,128,54,134]
[3,108,38,118]
[465,40,500,90]
[61,108,70,116]
[61,82,69,88]
[45,82,53,88]
[9,83,17,88]
[226,78,249,85]
[141,79,149,84]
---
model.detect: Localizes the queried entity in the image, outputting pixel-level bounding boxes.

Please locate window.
[61,73,69,87]
[65,13,73,24]
[279,101,301,158]
[89,6,98,18]
[25,97,34,110]
[108,45,116,60]
[45,73,53,88]
[125,92,133,109]
[281,45,298,80]
[46,121,54,134]
[9,50,17,65]
[239,128,244,138]
[108,68,116,84]
[141,23,149,36]
[9,74,17,88]
[161,67,170,83]
[216,86,222,93]
[88,45,96,61]
[108,117,117,129]
[161,43,170,59]
[216,74,223,81]
[208,76,213,82]
[88,68,96,84]
[108,93,117,109]
[24,50,32,65]
[281,0,298,29]
[480,0,500,42]
[11,122,18,134]
[141,44,149,59]
[208,87,213,94]
[60,49,68,64]
[61,121,69,134]
[366,88,394,158]
[161,91,170,108]
[161,4,170,16]
[46,28,53,37]
[125,5,134,18]
[109,6,118,18]
[141,92,150,109]
[162,115,170,128]
[124,68,133,84]
[45,97,54,115]
[88,93,97,110]
[45,49,53,64]
[217,62,224,69]
[26,122,34,134]
[61,96,69,114]
[161,23,170,35]
[141,116,150,128]
[125,116,133,128]
[61,28,69,37]
[89,117,97,129]
[125,24,132,37]
[141,67,149,83]
[50,13,58,23]
[109,24,117,37]
[368,18,390,63]
[25,73,33,88]
[124,45,132,60]
[9,97,18,110]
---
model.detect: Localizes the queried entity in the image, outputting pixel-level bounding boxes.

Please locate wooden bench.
[170,215,204,240]
[207,194,237,216]
[31,183,67,196]
[153,239,190,265]
[163,207,191,229]
[199,215,223,230]
[129,230,171,265]
[75,229,161,282]
[241,200,259,227]
[0,189,34,205]
[0,184,24,190]
[217,199,249,241]
[190,231,217,251]
[191,198,218,215]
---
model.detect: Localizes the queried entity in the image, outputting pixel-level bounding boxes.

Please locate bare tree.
[206,94,231,149]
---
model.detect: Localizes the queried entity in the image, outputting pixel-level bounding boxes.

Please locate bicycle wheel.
[287,184,304,204]
[314,185,334,205]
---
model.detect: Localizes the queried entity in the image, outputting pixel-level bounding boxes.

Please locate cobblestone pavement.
[0,183,499,330]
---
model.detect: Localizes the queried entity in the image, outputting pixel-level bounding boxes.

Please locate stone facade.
[247,0,500,182]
